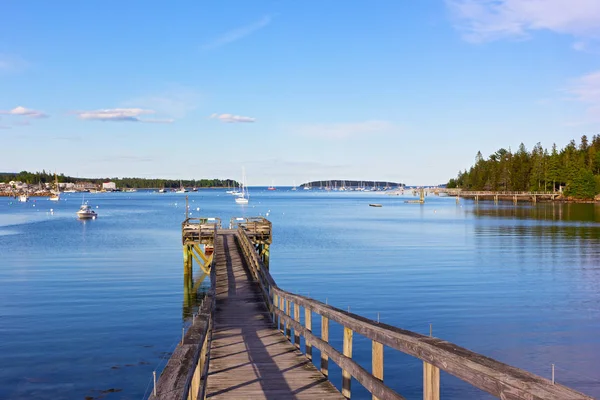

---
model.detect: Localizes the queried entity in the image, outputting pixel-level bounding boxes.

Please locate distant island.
[300,180,403,189]
[448,136,600,200]
[0,170,239,192]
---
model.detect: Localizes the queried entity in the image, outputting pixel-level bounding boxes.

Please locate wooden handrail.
[179,237,218,400]
[235,227,593,400]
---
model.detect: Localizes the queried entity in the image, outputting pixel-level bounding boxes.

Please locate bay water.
[1,190,599,399]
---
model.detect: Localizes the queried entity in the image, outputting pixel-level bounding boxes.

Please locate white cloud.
[295,120,395,139]
[202,16,272,50]
[566,70,600,122]
[0,106,48,118]
[74,108,172,123]
[210,113,256,123]
[447,0,600,43]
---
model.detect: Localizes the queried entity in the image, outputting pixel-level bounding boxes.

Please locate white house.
[102,181,117,191]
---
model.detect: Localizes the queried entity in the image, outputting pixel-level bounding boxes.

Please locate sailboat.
[49,172,60,201]
[235,168,249,204]
[175,180,188,193]
[291,180,297,191]
[268,180,276,191]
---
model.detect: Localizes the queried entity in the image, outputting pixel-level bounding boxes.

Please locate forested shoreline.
[0,171,238,189]
[447,136,600,200]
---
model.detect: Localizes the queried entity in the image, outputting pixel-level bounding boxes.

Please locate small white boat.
[235,168,250,205]
[76,203,98,219]
[158,188,166,193]
[49,193,60,201]
[18,195,29,202]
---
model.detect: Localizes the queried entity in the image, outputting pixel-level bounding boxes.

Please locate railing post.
[372,341,384,400]
[342,326,353,398]
[285,299,291,340]
[305,307,312,361]
[423,361,440,400]
[293,302,300,348]
[321,316,329,377]
[272,292,277,325]
[279,296,285,334]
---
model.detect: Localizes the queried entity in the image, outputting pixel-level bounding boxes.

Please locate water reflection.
[471,203,600,223]
[182,270,210,321]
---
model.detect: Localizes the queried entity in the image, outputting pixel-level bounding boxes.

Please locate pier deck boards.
[206,232,343,400]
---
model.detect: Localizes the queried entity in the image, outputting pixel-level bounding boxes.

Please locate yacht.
[76,203,98,219]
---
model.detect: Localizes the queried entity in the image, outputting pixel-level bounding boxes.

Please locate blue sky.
[1,0,600,185]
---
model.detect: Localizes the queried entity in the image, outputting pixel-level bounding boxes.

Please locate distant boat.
[49,172,60,201]
[369,203,383,207]
[268,180,276,191]
[158,188,166,193]
[235,168,249,205]
[292,180,297,191]
[192,187,198,192]
[18,194,28,202]
[76,203,97,219]
[175,180,188,193]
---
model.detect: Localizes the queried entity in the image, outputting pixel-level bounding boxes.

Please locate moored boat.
[76,203,98,219]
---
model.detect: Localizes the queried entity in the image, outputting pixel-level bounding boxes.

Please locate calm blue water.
[1,190,599,399]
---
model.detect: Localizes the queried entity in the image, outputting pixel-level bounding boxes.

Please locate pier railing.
[181,217,221,245]
[179,238,217,400]
[236,227,592,400]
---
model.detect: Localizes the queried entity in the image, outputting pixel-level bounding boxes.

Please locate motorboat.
[158,188,167,193]
[76,203,98,219]
[18,194,28,202]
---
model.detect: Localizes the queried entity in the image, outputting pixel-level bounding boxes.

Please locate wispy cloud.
[73,108,173,123]
[210,113,256,123]
[0,106,48,118]
[294,120,395,139]
[0,125,11,130]
[202,16,272,50]
[124,86,199,118]
[566,70,600,123]
[0,54,28,73]
[446,0,600,45]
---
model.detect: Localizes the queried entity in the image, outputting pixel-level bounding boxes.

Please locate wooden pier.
[150,215,593,400]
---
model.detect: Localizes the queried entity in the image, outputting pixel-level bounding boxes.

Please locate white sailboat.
[235,168,249,205]
[49,173,60,201]
[291,180,297,191]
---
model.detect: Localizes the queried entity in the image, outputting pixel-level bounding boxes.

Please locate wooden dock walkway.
[206,232,342,399]
[151,215,594,400]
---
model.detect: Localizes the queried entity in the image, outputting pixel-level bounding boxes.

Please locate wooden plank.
[342,327,353,398]
[205,232,343,400]
[372,341,383,400]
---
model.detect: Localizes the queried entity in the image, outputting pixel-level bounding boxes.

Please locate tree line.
[0,170,239,189]
[447,136,600,199]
